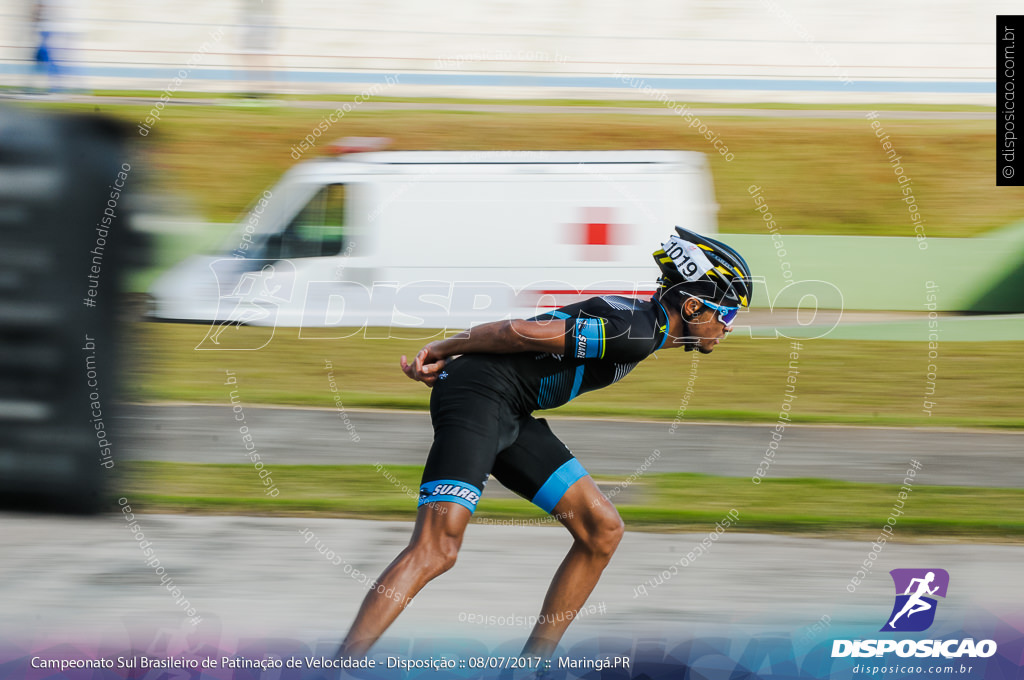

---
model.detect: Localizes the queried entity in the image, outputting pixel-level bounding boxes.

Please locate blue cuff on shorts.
[531,458,589,514]
[419,479,483,513]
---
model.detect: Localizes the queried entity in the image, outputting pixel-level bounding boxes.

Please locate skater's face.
[676,297,734,354]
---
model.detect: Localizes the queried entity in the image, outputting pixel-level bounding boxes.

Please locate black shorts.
[418,358,589,514]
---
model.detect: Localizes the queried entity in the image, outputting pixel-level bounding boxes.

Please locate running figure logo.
[196,259,295,351]
[881,568,950,632]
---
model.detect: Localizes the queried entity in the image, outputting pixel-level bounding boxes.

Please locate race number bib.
[662,235,714,281]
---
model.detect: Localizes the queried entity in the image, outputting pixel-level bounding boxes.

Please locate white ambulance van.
[148,145,719,331]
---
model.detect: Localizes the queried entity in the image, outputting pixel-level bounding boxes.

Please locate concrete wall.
[729,223,1024,312]
[131,221,1024,313]
[1,0,1007,102]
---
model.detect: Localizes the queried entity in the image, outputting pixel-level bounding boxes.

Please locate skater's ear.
[681,296,703,322]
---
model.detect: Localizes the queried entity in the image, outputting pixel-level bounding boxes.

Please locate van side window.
[267,184,345,259]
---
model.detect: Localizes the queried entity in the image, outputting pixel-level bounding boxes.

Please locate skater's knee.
[400,501,470,579]
[434,536,460,574]
[408,535,460,578]
[585,504,624,559]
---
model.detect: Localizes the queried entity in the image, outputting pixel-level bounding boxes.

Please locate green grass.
[20,101,1022,238]
[126,322,1024,428]
[119,462,1024,541]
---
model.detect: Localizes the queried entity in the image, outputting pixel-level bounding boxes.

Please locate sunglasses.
[699,299,740,325]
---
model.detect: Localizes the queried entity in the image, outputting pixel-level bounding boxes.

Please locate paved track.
[2,513,1020,643]
[119,405,1024,487]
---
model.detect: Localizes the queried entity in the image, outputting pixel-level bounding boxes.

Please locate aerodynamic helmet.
[652,226,753,308]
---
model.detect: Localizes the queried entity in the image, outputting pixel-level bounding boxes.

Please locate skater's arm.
[401,319,569,385]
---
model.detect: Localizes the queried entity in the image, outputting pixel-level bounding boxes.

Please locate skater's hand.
[401,343,447,386]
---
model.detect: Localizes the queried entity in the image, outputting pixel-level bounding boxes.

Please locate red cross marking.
[572,207,620,261]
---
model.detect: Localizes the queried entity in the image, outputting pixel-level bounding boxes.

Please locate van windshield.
[264,184,346,260]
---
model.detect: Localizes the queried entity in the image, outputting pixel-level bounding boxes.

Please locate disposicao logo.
[882,568,949,632]
[832,568,997,659]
